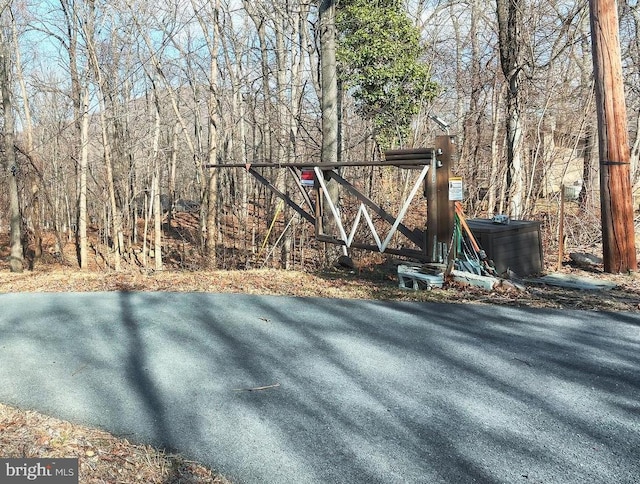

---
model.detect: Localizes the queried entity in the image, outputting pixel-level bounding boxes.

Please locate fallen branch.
[233,383,280,392]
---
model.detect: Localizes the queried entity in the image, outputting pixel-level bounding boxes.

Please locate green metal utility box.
[466,219,543,276]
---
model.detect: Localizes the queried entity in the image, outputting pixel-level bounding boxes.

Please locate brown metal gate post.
[425,152,438,262]
[436,136,455,262]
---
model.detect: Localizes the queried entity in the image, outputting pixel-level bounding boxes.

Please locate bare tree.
[55,0,88,267]
[220,4,252,235]
[78,86,89,268]
[0,9,23,272]
[190,0,222,267]
[245,2,274,164]
[10,8,44,266]
[81,0,124,270]
[496,0,525,218]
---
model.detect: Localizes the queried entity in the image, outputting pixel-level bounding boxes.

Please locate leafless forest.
[0,0,639,273]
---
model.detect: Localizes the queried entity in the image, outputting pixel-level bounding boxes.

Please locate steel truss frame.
[205,155,437,260]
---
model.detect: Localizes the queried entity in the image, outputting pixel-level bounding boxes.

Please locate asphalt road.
[1,292,639,483]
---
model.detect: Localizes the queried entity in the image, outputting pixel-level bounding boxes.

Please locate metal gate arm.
[248,168,316,225]
[326,171,424,247]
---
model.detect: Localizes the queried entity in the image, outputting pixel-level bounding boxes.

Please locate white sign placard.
[449,177,463,201]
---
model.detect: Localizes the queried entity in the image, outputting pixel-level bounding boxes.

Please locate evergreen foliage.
[336,0,438,149]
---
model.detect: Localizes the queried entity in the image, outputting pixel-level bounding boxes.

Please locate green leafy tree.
[336,0,437,149]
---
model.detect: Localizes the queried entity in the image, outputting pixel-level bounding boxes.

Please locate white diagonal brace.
[315,165,429,252]
[347,204,383,249]
[315,167,348,242]
[381,165,429,251]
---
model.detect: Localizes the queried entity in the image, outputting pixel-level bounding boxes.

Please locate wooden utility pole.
[589,0,638,273]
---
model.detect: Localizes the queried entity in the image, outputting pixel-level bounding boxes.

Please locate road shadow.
[1,293,639,483]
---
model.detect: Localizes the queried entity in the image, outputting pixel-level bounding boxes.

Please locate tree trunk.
[12,16,42,265]
[208,19,220,268]
[191,0,221,267]
[319,0,342,260]
[245,4,273,163]
[496,0,525,218]
[0,34,23,272]
[459,0,484,213]
[488,80,504,216]
[320,0,338,167]
[152,93,163,271]
[99,106,123,271]
[630,109,640,191]
[83,5,123,270]
[78,87,89,269]
[578,116,595,211]
[274,8,291,269]
[168,122,179,227]
[60,0,85,267]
